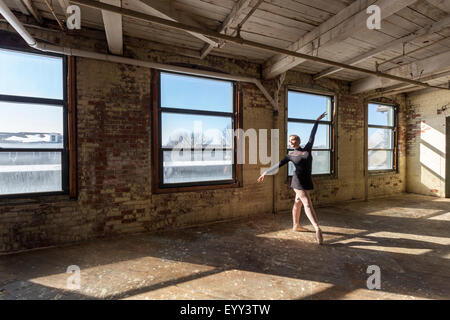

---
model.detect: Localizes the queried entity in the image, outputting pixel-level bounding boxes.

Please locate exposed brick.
[0,24,411,254]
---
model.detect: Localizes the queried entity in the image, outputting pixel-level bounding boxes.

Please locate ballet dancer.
[257,112,326,245]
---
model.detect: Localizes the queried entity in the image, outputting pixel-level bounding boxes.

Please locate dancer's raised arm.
[304,112,326,151]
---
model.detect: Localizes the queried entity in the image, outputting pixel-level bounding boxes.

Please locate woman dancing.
[257,112,326,245]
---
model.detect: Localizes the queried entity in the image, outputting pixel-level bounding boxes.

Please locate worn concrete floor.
[0,193,449,300]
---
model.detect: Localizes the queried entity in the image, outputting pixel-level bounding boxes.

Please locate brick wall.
[0,23,407,253]
[274,75,407,212]
[405,88,450,197]
[367,96,407,199]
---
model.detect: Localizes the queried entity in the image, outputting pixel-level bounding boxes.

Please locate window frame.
[0,45,75,199]
[151,69,242,193]
[367,101,398,173]
[286,87,336,178]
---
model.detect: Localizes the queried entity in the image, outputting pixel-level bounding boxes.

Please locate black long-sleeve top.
[266,119,320,190]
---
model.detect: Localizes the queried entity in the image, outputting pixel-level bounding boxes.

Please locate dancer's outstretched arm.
[257,156,289,182]
[304,112,326,151]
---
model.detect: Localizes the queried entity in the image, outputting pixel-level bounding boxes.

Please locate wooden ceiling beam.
[100,0,123,55]
[313,14,450,80]
[351,50,450,94]
[262,0,417,80]
[21,0,42,24]
[128,0,218,48]
[200,0,253,59]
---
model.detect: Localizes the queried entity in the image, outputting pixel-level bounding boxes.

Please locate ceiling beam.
[69,0,450,92]
[200,0,253,59]
[57,0,69,17]
[263,0,417,79]
[43,0,66,31]
[367,70,450,99]
[16,1,30,15]
[21,0,42,24]
[351,50,450,94]
[125,0,218,48]
[57,0,69,11]
[426,0,450,13]
[313,14,450,80]
[100,0,123,55]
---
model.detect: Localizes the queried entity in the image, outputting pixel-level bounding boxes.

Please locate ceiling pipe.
[70,0,450,92]
[35,44,277,108]
[0,0,37,47]
[0,0,276,109]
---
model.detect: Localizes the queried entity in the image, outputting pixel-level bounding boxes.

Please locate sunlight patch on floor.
[363,207,442,218]
[367,231,450,245]
[29,258,215,299]
[347,245,431,255]
[428,212,450,221]
[123,269,335,300]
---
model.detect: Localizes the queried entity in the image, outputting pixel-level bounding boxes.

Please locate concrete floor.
[0,194,449,300]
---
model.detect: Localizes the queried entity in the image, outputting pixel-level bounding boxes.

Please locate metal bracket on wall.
[252,80,278,112]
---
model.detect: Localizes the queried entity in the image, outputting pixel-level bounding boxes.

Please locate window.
[152,71,241,191]
[368,103,397,171]
[287,89,334,175]
[0,48,69,197]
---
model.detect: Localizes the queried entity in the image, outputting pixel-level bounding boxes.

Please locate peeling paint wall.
[0,24,407,253]
[367,96,407,199]
[405,88,450,197]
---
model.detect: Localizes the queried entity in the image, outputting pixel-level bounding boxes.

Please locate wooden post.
[67,55,78,199]
[446,116,450,198]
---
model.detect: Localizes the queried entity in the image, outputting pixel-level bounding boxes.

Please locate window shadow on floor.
[0,195,449,300]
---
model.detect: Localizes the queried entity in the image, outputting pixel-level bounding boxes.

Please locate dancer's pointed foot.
[315,228,323,245]
[292,225,308,232]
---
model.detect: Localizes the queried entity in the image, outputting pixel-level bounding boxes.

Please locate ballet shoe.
[315,228,323,245]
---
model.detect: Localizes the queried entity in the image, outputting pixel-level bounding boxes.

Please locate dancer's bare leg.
[292,194,307,232]
[295,189,323,244]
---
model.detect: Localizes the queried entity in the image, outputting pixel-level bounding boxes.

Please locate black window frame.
[286,88,335,177]
[0,46,69,199]
[155,70,239,190]
[367,102,398,173]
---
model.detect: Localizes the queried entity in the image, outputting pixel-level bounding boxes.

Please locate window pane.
[312,151,330,174]
[161,113,232,148]
[0,152,62,195]
[0,49,63,99]
[368,103,394,126]
[163,150,233,184]
[0,101,63,149]
[368,150,393,171]
[161,73,233,113]
[288,91,332,120]
[368,128,393,149]
[288,161,295,176]
[288,122,329,149]
[288,151,330,175]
